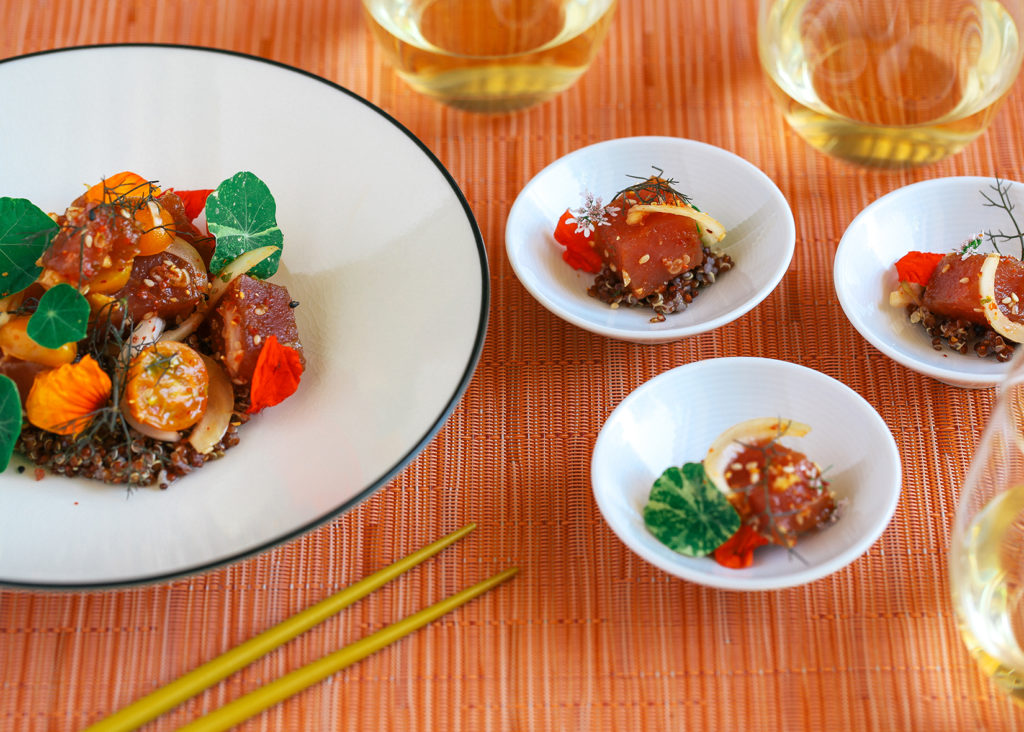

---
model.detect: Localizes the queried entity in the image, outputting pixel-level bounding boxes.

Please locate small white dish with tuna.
[836,176,1024,389]
[505,136,796,344]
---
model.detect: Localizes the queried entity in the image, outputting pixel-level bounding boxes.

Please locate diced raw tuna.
[114,251,208,323]
[0,355,50,404]
[593,207,704,298]
[205,275,302,384]
[924,253,1024,325]
[157,191,215,265]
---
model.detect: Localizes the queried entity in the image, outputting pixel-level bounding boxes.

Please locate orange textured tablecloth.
[3,1,1024,730]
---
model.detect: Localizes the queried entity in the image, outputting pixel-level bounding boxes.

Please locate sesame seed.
[959,277,970,284]
[639,254,650,264]
[1003,296,1013,304]
[143,278,155,287]
[253,334,262,345]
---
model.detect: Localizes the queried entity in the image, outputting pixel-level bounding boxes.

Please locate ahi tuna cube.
[594,208,704,298]
[206,275,303,384]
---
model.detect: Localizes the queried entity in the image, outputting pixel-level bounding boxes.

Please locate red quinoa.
[905,304,1015,361]
[589,246,734,322]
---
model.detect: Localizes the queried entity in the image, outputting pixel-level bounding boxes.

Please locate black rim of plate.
[0,43,490,591]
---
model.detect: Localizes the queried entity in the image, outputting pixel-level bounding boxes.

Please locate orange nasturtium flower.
[26,355,112,436]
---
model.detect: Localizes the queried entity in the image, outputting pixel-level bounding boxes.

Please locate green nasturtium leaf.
[0,197,58,298]
[27,283,90,349]
[642,462,741,557]
[206,171,283,279]
[0,374,22,472]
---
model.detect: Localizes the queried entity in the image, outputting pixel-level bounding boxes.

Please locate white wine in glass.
[951,352,1024,703]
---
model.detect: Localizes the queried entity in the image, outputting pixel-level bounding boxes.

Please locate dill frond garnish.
[612,166,694,207]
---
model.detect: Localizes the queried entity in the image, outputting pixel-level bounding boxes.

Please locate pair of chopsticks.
[85,524,515,732]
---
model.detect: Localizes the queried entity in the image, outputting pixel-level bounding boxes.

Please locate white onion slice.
[979,253,1024,343]
[118,315,165,365]
[162,245,279,343]
[188,355,235,454]
[123,409,180,443]
[164,236,208,279]
[129,315,165,349]
[703,417,811,496]
[624,203,727,243]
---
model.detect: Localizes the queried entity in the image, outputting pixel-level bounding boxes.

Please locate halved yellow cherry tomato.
[88,260,134,294]
[133,199,174,256]
[84,172,160,204]
[125,341,209,431]
[0,315,77,367]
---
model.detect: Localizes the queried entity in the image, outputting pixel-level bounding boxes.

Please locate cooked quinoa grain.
[589,246,734,322]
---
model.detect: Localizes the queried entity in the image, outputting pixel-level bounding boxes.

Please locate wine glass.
[951,348,1024,703]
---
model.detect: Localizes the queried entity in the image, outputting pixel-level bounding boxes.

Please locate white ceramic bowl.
[505,137,795,343]
[0,46,487,588]
[591,358,901,591]
[835,176,1024,389]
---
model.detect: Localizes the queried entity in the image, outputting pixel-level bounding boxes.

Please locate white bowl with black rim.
[0,45,487,589]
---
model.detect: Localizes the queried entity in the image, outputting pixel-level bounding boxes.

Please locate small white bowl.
[835,176,1024,389]
[505,136,795,344]
[591,357,901,591]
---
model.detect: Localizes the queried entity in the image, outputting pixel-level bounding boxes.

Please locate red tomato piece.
[713,524,771,569]
[894,251,945,286]
[553,209,602,274]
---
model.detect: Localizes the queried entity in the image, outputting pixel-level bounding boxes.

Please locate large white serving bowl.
[835,176,1024,389]
[0,45,487,588]
[505,136,795,343]
[591,358,901,591]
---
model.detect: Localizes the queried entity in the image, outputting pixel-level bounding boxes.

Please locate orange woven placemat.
[2,1,1024,730]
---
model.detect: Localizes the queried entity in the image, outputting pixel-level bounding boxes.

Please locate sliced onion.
[130,315,165,348]
[165,236,208,279]
[703,417,811,496]
[162,245,279,343]
[188,355,235,455]
[123,409,180,443]
[624,203,727,243]
[119,316,165,363]
[979,253,1024,343]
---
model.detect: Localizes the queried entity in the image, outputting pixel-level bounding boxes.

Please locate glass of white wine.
[758,0,1024,167]
[362,0,618,113]
[951,349,1024,703]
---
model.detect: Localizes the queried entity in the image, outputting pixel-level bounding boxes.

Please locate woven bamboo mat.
[2,0,1024,730]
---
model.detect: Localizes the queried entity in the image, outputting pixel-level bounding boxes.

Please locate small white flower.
[569,191,615,238]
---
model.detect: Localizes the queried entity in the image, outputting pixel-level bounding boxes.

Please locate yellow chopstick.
[175,566,518,732]
[85,523,478,732]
